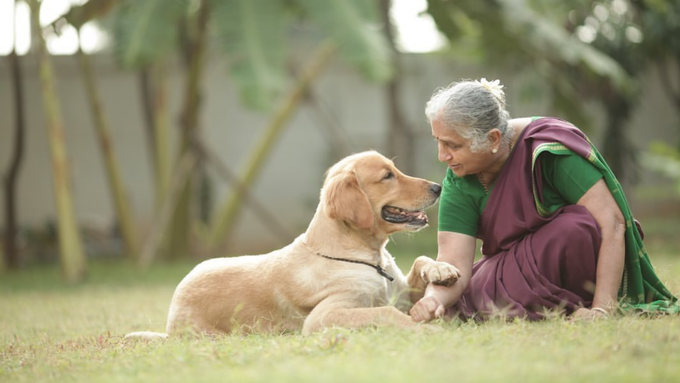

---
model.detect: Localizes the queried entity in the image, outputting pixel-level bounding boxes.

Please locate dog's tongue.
[382,206,428,224]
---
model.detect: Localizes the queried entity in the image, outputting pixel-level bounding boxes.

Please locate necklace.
[477,173,490,194]
[477,139,515,195]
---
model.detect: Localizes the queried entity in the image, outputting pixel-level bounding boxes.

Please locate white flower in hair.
[477,78,504,101]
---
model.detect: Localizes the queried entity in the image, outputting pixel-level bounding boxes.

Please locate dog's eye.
[383,171,394,180]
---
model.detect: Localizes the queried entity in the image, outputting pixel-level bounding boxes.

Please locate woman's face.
[431,118,492,177]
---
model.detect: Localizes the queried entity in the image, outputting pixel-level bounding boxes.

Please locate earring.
[492,148,498,154]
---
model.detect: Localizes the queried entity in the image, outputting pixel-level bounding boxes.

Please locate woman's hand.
[577,179,626,317]
[408,232,475,323]
[410,295,446,322]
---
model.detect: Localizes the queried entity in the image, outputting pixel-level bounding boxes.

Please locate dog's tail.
[124,331,168,341]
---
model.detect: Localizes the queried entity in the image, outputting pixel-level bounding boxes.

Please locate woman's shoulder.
[517,116,587,141]
[520,116,580,129]
[509,117,536,127]
[512,116,568,130]
[508,117,535,139]
[513,116,572,124]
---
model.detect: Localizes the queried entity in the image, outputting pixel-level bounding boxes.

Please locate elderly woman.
[410,79,678,322]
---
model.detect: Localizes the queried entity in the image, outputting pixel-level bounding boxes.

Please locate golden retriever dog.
[126,151,459,339]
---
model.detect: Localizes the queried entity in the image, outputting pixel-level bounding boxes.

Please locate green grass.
[2,225,680,383]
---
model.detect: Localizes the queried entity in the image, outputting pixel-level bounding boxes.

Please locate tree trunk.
[138,69,158,190]
[77,46,139,259]
[602,97,637,190]
[655,58,680,149]
[207,42,336,251]
[656,59,680,113]
[152,62,171,212]
[3,47,25,270]
[194,139,293,244]
[379,0,416,175]
[303,88,353,156]
[139,151,197,268]
[29,0,87,282]
[139,63,172,214]
[163,3,210,260]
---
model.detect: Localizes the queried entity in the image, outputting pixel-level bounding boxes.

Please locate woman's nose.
[438,145,451,162]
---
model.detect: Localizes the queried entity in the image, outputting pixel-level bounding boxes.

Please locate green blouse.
[438,152,603,237]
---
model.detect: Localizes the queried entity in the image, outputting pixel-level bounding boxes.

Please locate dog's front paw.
[420,261,460,286]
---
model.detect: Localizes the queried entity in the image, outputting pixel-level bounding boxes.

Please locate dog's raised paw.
[421,261,460,286]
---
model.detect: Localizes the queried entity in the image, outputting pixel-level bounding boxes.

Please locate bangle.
[591,307,608,316]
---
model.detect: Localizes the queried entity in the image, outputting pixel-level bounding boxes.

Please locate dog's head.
[321,151,441,235]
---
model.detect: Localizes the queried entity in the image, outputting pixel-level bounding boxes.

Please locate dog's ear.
[323,170,375,229]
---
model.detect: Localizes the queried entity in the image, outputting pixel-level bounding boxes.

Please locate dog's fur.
[126,151,459,339]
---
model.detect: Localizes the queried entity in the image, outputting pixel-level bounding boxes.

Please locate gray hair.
[425,79,511,152]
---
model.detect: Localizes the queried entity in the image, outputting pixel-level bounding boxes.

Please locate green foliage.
[210,0,287,111]
[53,0,120,29]
[107,0,393,111]
[642,141,680,195]
[112,0,188,68]
[498,0,631,91]
[425,0,635,134]
[296,0,393,83]
[426,0,631,87]
[639,0,680,57]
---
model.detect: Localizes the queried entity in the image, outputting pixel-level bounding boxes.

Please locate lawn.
[1,224,679,382]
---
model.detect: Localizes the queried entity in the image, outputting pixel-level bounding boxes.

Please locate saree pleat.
[458,206,600,319]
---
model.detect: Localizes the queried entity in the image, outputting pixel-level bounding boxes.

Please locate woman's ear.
[323,170,375,229]
[488,128,502,148]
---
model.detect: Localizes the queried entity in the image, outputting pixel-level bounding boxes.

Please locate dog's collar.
[316,253,394,282]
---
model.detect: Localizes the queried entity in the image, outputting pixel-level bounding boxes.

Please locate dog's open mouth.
[381,206,428,226]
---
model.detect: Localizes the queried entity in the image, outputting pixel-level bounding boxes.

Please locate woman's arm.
[409,231,476,322]
[574,178,626,318]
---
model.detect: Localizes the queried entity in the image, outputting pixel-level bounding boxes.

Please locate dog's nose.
[430,183,442,196]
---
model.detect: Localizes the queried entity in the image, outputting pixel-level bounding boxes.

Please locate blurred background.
[0,0,679,283]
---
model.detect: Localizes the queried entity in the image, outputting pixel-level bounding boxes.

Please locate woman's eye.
[437,140,457,150]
